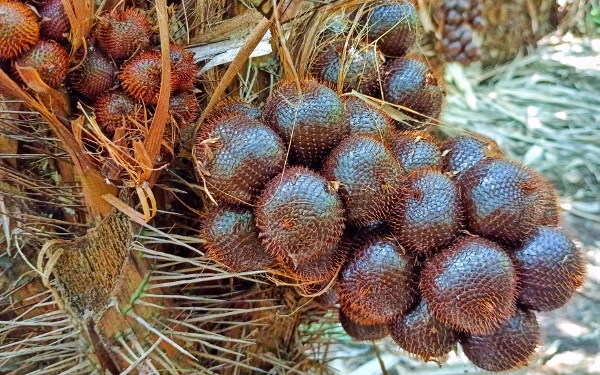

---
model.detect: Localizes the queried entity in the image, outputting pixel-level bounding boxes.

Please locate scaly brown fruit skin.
[364,0,421,57]
[281,239,348,282]
[458,159,548,246]
[302,281,339,306]
[381,58,444,129]
[538,179,560,227]
[120,50,165,104]
[441,134,504,177]
[389,299,459,360]
[202,205,274,273]
[12,40,69,88]
[255,167,345,266]
[212,98,262,121]
[339,309,389,341]
[461,309,540,372]
[514,227,586,311]
[310,41,380,92]
[195,114,286,205]
[342,96,394,142]
[420,237,517,335]
[70,47,118,100]
[390,169,462,257]
[390,131,442,172]
[338,231,418,324]
[262,80,348,167]
[39,0,70,43]
[170,44,197,91]
[94,8,152,60]
[0,0,39,60]
[321,134,404,226]
[169,91,199,126]
[94,91,143,137]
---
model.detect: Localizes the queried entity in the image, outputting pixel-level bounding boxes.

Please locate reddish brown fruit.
[461,309,540,372]
[202,205,274,272]
[70,47,118,99]
[337,231,418,324]
[212,98,261,121]
[310,41,380,92]
[94,91,143,137]
[514,227,586,311]
[458,159,548,246]
[420,237,517,334]
[390,169,462,257]
[255,167,345,265]
[169,44,197,91]
[342,96,394,142]
[340,309,389,341]
[0,0,39,60]
[262,80,347,167]
[195,114,286,205]
[321,134,404,226]
[120,50,165,104]
[364,0,421,57]
[170,91,199,126]
[390,131,442,172]
[389,299,459,360]
[441,134,504,176]
[302,281,339,306]
[94,8,152,60]
[381,58,443,129]
[13,40,69,88]
[39,0,70,43]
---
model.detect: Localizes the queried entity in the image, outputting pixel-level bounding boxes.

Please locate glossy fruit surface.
[342,96,394,142]
[13,40,69,88]
[441,134,503,176]
[365,0,420,57]
[514,226,586,311]
[321,134,404,226]
[390,131,442,172]
[340,309,389,341]
[95,8,152,60]
[420,236,517,334]
[71,47,118,99]
[39,0,70,43]
[195,114,286,205]
[461,309,540,372]
[255,167,345,266]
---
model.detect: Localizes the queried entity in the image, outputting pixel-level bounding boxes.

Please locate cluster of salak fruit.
[0,0,199,174]
[194,76,586,372]
[309,0,444,129]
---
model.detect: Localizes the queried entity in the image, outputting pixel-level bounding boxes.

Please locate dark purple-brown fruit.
[282,240,348,282]
[420,237,517,334]
[195,114,286,205]
[70,47,118,100]
[170,91,199,126]
[303,281,339,306]
[390,169,462,257]
[322,135,404,226]
[255,167,345,266]
[262,80,347,167]
[461,309,540,372]
[212,98,262,121]
[342,96,394,142]
[0,0,39,60]
[170,44,197,91]
[389,299,459,360]
[202,205,274,272]
[364,0,421,57]
[39,0,70,43]
[337,231,418,324]
[310,41,380,92]
[390,131,442,172]
[441,134,504,176]
[458,159,548,246]
[13,40,69,88]
[514,227,586,311]
[94,8,152,60]
[381,58,443,129]
[340,309,389,341]
[94,91,143,137]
